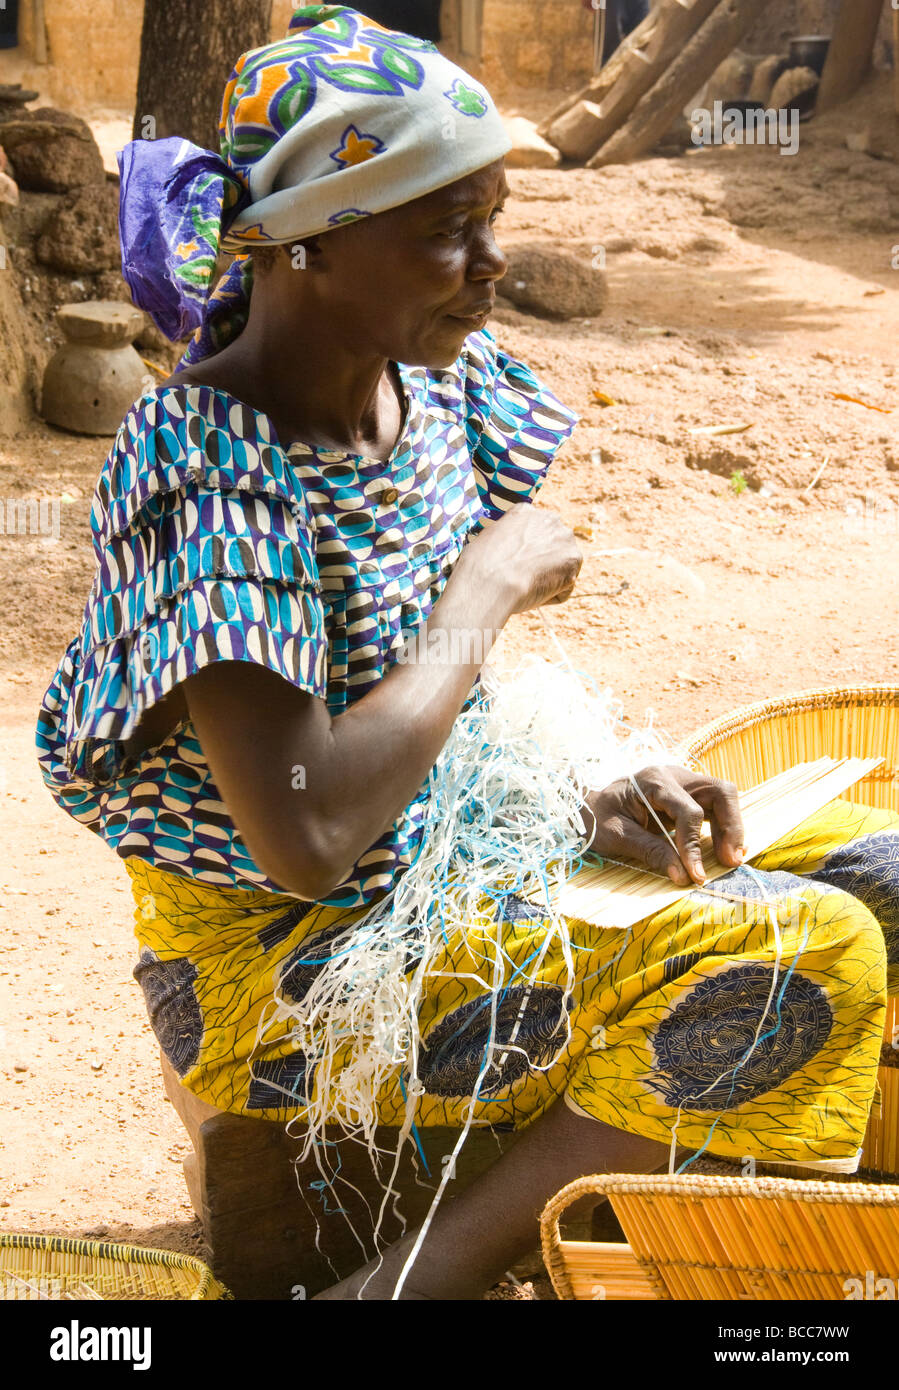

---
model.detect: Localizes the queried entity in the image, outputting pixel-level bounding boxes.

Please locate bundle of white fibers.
[251,657,678,1291]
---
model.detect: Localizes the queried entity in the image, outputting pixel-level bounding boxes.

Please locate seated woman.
[37,6,898,1300]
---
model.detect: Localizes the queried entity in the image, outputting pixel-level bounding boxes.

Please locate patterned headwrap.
[118,4,510,363]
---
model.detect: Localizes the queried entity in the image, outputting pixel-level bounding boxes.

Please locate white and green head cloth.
[117,4,511,360]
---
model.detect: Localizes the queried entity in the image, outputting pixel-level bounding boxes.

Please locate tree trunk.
[544,0,721,160]
[816,0,884,115]
[589,0,775,169]
[894,1,899,117]
[133,0,274,151]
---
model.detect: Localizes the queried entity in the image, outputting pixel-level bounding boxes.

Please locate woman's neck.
[170,277,406,461]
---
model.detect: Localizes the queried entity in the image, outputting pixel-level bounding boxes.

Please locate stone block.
[504,115,562,168]
[498,242,607,320]
[35,181,120,274]
[0,108,106,193]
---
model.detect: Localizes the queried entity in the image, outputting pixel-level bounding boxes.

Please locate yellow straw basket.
[685,684,899,1175]
[685,683,899,811]
[0,1234,231,1300]
[540,1174,899,1301]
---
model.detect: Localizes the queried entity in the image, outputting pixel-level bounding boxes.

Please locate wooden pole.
[816,0,884,114]
[588,0,775,169]
[32,0,48,65]
[545,0,721,161]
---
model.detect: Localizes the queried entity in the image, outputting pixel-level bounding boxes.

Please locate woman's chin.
[403,321,487,371]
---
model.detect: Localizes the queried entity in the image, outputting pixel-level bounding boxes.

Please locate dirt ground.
[2,107,899,1298]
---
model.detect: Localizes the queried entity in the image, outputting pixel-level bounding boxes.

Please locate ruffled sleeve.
[461,329,578,519]
[45,386,327,788]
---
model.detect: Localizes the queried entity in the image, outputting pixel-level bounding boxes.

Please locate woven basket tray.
[686,684,899,1174]
[685,682,899,810]
[0,1234,230,1300]
[541,1173,899,1301]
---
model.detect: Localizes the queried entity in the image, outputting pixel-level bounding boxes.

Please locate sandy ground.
[2,125,899,1296]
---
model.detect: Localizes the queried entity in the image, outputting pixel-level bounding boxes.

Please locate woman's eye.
[437,207,504,238]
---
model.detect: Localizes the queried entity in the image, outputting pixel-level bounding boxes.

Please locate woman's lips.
[446,306,493,328]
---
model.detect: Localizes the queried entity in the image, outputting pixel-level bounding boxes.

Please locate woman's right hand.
[465,504,583,615]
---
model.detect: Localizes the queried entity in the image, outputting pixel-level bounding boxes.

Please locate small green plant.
[729,470,748,496]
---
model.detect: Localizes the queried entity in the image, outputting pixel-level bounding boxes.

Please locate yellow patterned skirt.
[126,797,899,1167]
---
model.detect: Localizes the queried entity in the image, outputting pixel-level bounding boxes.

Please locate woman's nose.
[470,229,507,283]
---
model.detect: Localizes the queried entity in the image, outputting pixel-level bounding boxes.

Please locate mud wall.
[745,1,894,64]
[474,0,594,95]
[1,1,143,110]
[0,1,299,113]
[0,1,598,112]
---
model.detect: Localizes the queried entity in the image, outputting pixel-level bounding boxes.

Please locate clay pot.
[789,36,831,77]
[41,301,151,435]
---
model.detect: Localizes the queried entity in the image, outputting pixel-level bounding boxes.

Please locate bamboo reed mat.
[546,757,880,929]
[686,684,899,812]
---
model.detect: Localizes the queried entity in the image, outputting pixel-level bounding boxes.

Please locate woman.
[38,6,898,1300]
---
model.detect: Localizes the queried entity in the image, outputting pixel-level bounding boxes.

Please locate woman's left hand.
[582,766,746,887]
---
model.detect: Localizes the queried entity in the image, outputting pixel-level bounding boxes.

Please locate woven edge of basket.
[540,1176,668,1302]
[540,1182,587,1301]
[0,1233,227,1301]
[552,1173,899,1206]
[539,1172,899,1301]
[685,683,899,765]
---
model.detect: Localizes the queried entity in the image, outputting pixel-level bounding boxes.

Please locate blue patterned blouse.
[36,331,578,907]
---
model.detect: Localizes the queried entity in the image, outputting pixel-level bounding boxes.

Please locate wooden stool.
[160,1056,512,1299]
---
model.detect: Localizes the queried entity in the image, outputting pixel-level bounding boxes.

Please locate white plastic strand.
[250,658,675,1290]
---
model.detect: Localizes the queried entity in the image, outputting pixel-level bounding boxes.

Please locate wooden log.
[539,19,651,133]
[816,0,884,115]
[196,1114,513,1299]
[588,0,776,169]
[548,100,605,162]
[540,0,720,150]
[32,0,48,65]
